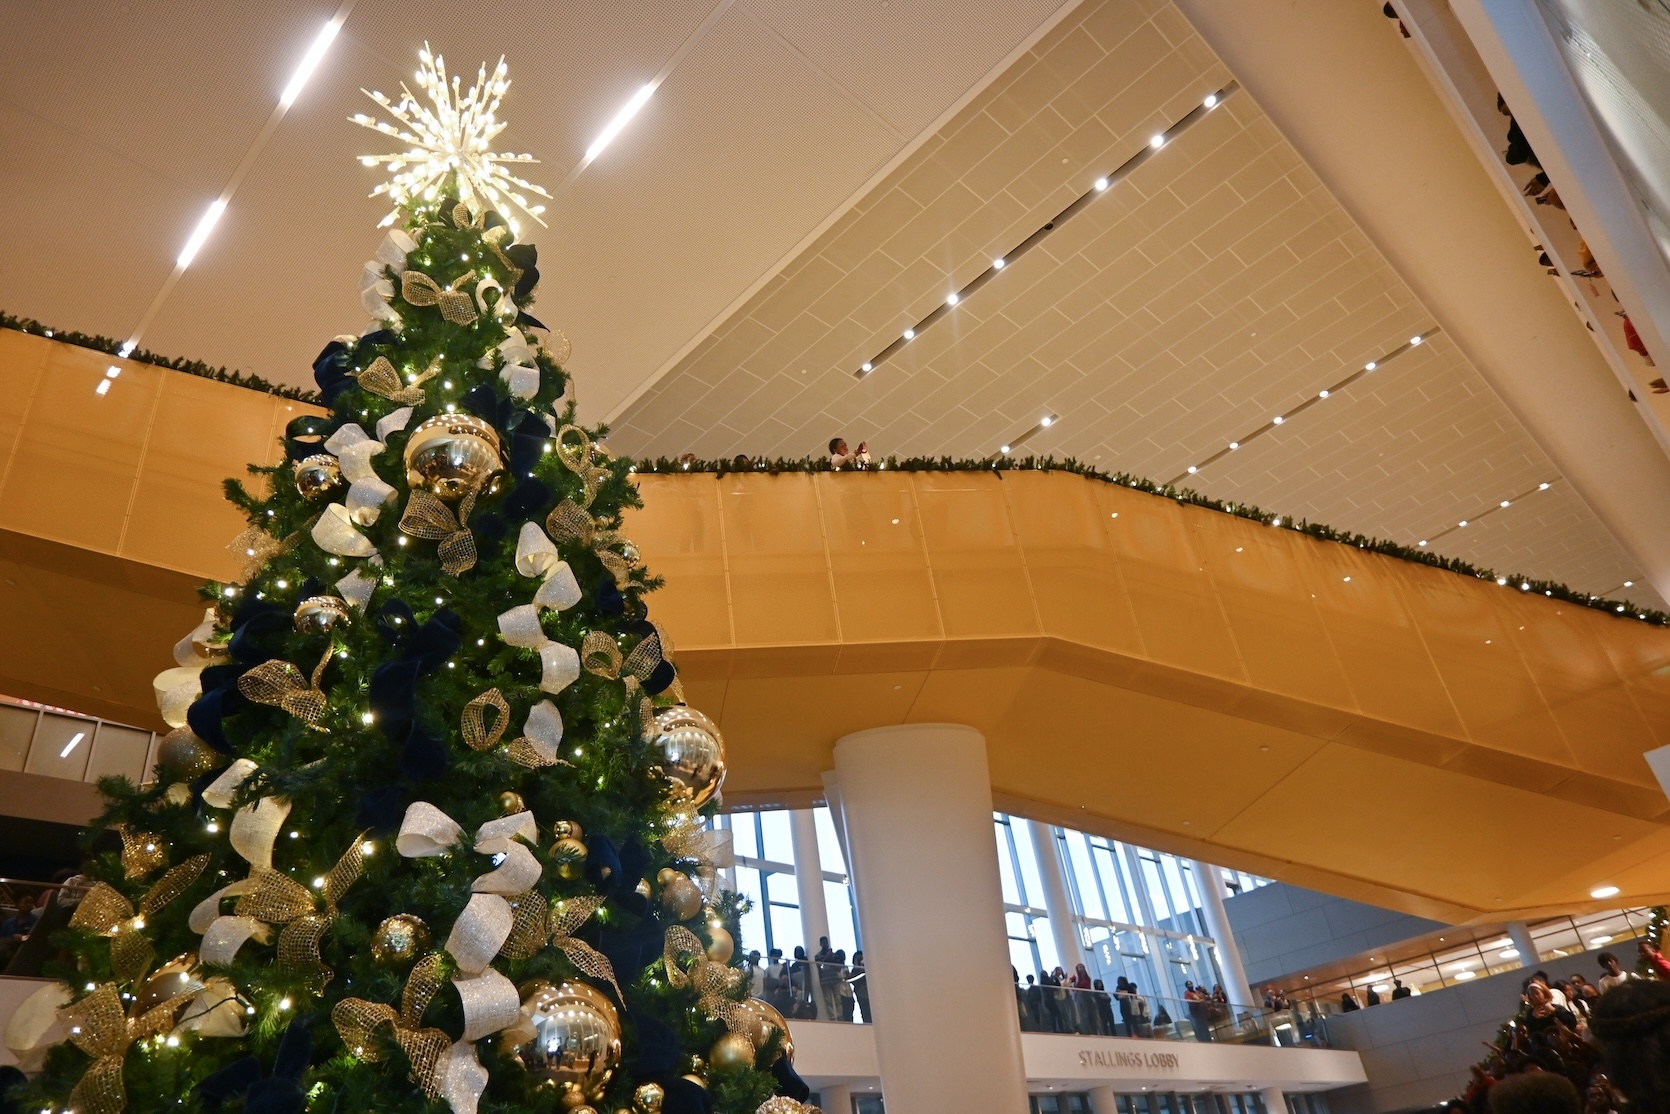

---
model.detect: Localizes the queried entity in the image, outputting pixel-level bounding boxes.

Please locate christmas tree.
[16,47,813,1114]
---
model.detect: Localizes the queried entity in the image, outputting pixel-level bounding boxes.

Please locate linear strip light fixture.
[1416,478,1559,549]
[1164,330,1439,485]
[854,83,1240,380]
[992,413,1059,460]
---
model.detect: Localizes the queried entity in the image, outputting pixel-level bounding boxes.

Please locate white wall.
[1224,883,1448,987]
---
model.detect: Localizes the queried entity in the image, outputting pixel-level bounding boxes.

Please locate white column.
[1507,920,1540,965]
[833,724,1029,1114]
[1088,1085,1119,1114]
[790,808,833,1021]
[1263,1087,1289,1114]
[819,1083,852,1113]
[1190,860,1256,1011]
[1120,843,1177,1007]
[1023,818,1084,976]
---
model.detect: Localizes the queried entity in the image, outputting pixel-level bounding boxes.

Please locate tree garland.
[632,454,1670,628]
[1,313,322,404]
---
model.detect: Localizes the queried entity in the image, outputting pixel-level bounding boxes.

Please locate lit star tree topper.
[352,42,551,229]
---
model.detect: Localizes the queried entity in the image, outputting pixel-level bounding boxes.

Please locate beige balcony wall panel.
[0,331,49,486]
[814,472,944,652]
[85,722,151,785]
[122,371,285,580]
[1594,618,1670,751]
[910,472,1041,643]
[717,474,840,651]
[0,341,159,554]
[0,704,36,772]
[623,474,734,672]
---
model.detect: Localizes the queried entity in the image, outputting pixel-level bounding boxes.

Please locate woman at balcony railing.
[850,950,870,1022]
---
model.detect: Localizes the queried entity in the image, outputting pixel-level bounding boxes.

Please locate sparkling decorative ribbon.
[376,228,418,268]
[579,625,671,700]
[494,608,580,696]
[400,486,481,576]
[394,804,541,976]
[550,424,614,511]
[402,269,480,326]
[355,355,437,405]
[333,953,452,1098]
[229,524,290,581]
[313,502,379,558]
[756,1100,823,1114]
[4,981,71,1072]
[514,522,583,610]
[477,327,539,398]
[460,689,510,751]
[59,983,199,1114]
[69,855,209,983]
[548,896,624,1004]
[506,699,568,769]
[325,423,397,525]
[545,497,632,589]
[114,824,165,879]
[235,650,332,731]
[662,804,735,902]
[663,925,745,1031]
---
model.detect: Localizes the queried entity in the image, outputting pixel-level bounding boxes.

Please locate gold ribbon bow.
[70,856,210,983]
[355,355,438,405]
[402,269,480,326]
[60,983,201,1114]
[114,825,166,879]
[546,896,625,1004]
[663,925,745,1030]
[460,689,510,751]
[228,525,293,581]
[232,835,366,991]
[333,952,453,1099]
[661,803,732,902]
[551,425,614,510]
[400,485,482,576]
[580,625,679,702]
[482,225,523,290]
[235,641,335,731]
[545,497,634,591]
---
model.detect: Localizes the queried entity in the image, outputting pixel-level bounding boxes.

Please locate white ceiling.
[0,0,1662,608]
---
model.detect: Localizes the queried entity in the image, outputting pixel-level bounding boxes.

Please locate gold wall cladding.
[2,332,1667,919]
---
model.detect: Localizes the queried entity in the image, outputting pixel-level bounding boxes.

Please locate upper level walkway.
[1,329,1667,924]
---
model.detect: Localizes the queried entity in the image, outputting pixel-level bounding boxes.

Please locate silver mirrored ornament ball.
[293,454,343,500]
[513,981,622,1099]
[650,705,726,808]
[402,415,504,501]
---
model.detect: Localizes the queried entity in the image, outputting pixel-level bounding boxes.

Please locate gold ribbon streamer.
[460,689,510,751]
[545,496,632,589]
[230,836,366,991]
[661,804,731,902]
[60,983,199,1114]
[402,269,480,326]
[497,894,547,960]
[548,896,624,1004]
[662,925,745,1031]
[400,486,481,576]
[482,226,523,291]
[115,825,165,879]
[235,653,331,731]
[580,626,671,699]
[229,526,291,581]
[354,355,437,405]
[69,856,209,982]
[333,952,452,1098]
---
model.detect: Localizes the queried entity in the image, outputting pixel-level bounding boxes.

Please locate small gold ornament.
[370,913,432,967]
[499,791,526,815]
[558,1083,588,1109]
[550,836,589,881]
[708,1031,755,1071]
[515,982,622,1096]
[137,954,207,1012]
[733,998,794,1064]
[632,1083,665,1113]
[635,878,652,899]
[657,868,702,921]
[705,922,735,965]
[650,706,726,808]
[680,1073,708,1090]
[403,415,504,501]
[293,595,351,636]
[757,1100,821,1114]
[157,727,221,782]
[294,454,344,500]
[570,1107,598,1114]
[551,818,584,841]
[620,540,640,566]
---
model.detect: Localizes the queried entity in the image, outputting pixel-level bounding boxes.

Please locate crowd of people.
[1448,940,1670,1114]
[742,937,871,1023]
[1010,968,1274,1042]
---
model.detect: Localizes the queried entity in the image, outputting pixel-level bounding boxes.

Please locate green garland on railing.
[632,453,1670,628]
[1,313,322,404]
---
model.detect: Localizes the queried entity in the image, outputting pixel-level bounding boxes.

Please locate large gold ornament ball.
[550,836,589,881]
[705,923,735,965]
[371,914,432,967]
[656,869,702,921]
[551,819,584,841]
[650,706,726,808]
[708,1031,755,1071]
[403,415,504,501]
[294,454,343,500]
[499,791,526,815]
[137,954,206,1012]
[732,998,794,1065]
[631,1083,665,1113]
[516,981,622,1097]
[293,595,351,636]
[157,728,221,783]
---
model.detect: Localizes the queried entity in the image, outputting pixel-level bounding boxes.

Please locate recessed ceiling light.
[1459,520,1469,527]
[1591,885,1621,899]
[1500,500,1511,507]
[59,731,86,759]
[946,292,959,305]
[177,199,228,268]
[1187,465,1197,474]
[1418,539,1428,546]
[1000,445,1011,454]
[1455,970,1476,980]
[1538,482,1550,490]
[1203,93,1218,108]
[1410,335,1423,345]
[1318,390,1329,398]
[1040,415,1053,427]
[1094,177,1109,191]
[1272,415,1284,424]
[860,362,872,373]
[280,18,344,107]
[1591,935,1614,945]
[1150,134,1165,149]
[586,83,656,160]
[1229,441,1239,449]
[1343,576,1351,582]
[993,257,1005,269]
[1365,361,1377,370]
[903,328,915,340]
[1624,580,1634,587]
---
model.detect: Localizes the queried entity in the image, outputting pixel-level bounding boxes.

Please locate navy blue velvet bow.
[368,599,461,781]
[198,1016,314,1114]
[186,598,291,753]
